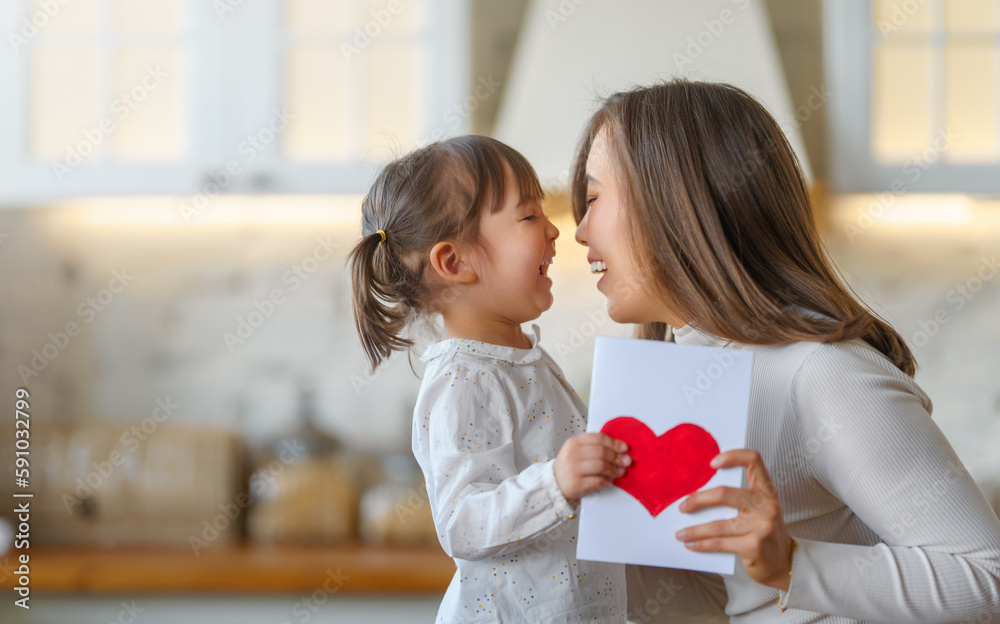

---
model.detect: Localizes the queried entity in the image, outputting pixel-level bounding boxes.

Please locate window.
[0,0,469,201]
[825,0,1000,192]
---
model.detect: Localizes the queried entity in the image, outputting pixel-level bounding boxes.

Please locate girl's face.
[575,128,665,324]
[472,176,560,324]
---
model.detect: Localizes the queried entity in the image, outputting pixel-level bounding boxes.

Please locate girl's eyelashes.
[522,215,539,221]
[585,196,597,209]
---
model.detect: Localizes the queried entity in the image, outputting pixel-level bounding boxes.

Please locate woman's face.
[575,127,665,325]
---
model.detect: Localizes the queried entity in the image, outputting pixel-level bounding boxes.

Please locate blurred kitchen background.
[0,0,998,622]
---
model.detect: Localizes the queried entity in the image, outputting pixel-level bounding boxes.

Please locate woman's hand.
[554,433,631,505]
[675,449,794,591]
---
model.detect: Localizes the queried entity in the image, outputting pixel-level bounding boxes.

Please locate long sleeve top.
[412,325,626,623]
[626,323,1000,623]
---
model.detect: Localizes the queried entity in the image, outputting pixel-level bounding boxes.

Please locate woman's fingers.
[675,518,747,542]
[680,535,759,556]
[709,448,759,469]
[679,486,747,513]
[675,447,793,590]
[711,449,777,494]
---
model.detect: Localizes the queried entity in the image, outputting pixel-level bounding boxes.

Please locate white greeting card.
[576,336,754,574]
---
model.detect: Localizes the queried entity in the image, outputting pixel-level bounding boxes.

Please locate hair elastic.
[376,229,386,243]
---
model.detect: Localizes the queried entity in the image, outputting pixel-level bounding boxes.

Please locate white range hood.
[494,0,813,188]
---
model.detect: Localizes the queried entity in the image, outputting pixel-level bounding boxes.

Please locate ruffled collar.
[420,324,543,365]
[672,323,732,348]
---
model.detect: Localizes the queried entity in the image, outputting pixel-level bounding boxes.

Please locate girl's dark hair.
[570,79,916,376]
[350,135,543,372]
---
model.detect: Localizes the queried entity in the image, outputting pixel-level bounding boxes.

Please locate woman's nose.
[574,212,588,246]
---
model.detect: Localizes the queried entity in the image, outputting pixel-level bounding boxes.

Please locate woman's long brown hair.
[350,135,543,373]
[571,80,916,376]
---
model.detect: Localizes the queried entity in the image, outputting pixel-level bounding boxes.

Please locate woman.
[571,80,1000,622]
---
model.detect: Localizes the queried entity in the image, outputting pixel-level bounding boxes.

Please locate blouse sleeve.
[780,342,1000,622]
[420,367,577,562]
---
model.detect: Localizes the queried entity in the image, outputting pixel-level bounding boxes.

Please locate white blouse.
[412,325,626,623]
[627,323,1000,623]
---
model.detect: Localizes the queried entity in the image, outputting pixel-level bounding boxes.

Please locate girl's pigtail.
[349,229,416,373]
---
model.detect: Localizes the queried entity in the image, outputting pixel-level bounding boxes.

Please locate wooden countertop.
[0,544,455,594]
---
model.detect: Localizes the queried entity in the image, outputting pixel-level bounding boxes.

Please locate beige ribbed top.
[625,324,1000,623]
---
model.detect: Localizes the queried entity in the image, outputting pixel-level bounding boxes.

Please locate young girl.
[349,135,630,622]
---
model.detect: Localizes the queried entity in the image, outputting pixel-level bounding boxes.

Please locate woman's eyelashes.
[585,196,597,209]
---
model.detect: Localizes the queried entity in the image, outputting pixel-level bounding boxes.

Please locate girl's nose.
[574,212,589,246]
[548,220,560,241]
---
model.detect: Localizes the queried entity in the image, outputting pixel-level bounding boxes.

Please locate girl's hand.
[554,433,630,504]
[675,449,794,591]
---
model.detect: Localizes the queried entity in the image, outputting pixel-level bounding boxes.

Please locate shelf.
[0,544,455,594]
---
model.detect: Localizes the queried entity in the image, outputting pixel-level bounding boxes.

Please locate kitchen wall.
[1,194,999,499]
[0,199,624,454]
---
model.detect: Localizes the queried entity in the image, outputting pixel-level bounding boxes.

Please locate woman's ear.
[428,241,477,284]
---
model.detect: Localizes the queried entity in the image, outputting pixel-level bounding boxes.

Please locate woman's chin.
[606,299,662,325]
[605,301,637,324]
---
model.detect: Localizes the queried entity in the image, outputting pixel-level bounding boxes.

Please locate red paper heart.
[601,417,720,517]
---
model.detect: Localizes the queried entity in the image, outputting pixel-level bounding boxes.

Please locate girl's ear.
[428,241,477,284]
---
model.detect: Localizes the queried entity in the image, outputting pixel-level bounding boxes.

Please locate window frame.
[824,0,1000,193]
[0,0,470,203]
